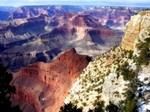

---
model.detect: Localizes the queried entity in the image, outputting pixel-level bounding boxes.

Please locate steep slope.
[64,10,150,112]
[11,48,91,112]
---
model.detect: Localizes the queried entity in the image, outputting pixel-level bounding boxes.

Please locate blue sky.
[0,0,150,7]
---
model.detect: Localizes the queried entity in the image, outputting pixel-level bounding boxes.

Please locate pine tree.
[0,65,22,112]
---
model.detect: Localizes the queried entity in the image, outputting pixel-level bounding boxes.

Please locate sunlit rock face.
[121,11,150,51]
[11,48,91,112]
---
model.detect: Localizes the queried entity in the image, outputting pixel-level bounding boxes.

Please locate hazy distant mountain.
[0,10,10,21]
[0,5,143,21]
[0,6,16,21]
[8,5,89,20]
[0,6,16,11]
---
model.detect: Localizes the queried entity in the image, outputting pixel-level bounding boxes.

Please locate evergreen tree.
[0,65,22,112]
[59,102,82,112]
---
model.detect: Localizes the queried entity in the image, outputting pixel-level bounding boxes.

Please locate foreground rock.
[11,48,91,112]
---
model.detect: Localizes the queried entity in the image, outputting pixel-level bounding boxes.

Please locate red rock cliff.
[11,48,91,112]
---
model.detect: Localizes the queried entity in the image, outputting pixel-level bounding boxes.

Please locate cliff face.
[65,11,150,112]
[11,48,91,112]
[121,11,150,50]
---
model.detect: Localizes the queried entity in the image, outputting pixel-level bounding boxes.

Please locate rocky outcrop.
[71,15,99,27]
[121,10,150,50]
[11,48,91,112]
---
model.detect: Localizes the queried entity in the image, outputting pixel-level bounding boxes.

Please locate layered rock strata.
[11,48,91,112]
[121,11,150,50]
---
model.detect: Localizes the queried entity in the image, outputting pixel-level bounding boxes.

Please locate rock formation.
[121,11,150,50]
[11,48,91,112]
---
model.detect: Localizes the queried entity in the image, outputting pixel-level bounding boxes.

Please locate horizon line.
[0,4,150,8]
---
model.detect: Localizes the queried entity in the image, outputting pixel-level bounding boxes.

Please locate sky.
[0,0,150,7]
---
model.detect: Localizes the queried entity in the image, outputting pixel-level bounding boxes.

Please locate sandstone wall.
[121,11,150,50]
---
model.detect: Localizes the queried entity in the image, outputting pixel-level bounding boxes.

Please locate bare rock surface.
[11,48,91,112]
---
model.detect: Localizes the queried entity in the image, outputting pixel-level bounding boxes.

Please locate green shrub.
[120,99,138,112]
[136,38,150,66]
[117,62,136,81]
[59,103,82,112]
[0,65,22,112]
[106,102,118,112]
[82,102,86,106]
[94,101,104,112]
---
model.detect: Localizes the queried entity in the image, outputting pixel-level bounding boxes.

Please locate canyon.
[0,5,149,112]
[0,6,140,71]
